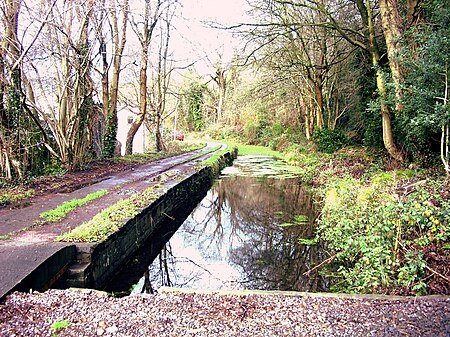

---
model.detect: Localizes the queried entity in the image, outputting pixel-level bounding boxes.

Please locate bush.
[317,176,450,295]
[313,128,348,153]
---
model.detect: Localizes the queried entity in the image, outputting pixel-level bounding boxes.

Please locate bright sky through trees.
[171,0,250,74]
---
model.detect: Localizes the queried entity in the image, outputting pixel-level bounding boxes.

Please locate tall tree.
[125,0,163,155]
[102,0,129,158]
[0,0,23,179]
[14,0,99,170]
[152,6,175,152]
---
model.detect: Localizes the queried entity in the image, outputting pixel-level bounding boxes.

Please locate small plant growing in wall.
[51,319,71,336]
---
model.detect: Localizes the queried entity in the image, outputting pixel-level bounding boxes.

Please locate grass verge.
[40,190,108,222]
[220,141,283,157]
[56,184,163,242]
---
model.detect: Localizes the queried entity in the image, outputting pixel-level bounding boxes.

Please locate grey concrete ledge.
[158,286,450,301]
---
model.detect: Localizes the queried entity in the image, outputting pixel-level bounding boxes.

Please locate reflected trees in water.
[144,175,329,292]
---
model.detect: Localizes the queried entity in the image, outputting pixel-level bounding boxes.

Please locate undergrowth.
[316,173,450,295]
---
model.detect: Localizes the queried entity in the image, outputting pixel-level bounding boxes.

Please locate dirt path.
[0,142,224,241]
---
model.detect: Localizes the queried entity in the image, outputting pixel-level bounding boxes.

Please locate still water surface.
[131,156,329,294]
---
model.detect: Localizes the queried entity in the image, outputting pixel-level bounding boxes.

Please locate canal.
[106,155,329,295]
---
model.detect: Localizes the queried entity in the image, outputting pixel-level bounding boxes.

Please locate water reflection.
[132,160,329,294]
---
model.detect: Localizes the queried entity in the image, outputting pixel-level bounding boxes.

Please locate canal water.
[107,156,329,295]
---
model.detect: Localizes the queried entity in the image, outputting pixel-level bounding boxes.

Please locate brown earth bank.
[0,289,449,337]
[0,159,143,210]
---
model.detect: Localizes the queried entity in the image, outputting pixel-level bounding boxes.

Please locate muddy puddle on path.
[106,156,330,295]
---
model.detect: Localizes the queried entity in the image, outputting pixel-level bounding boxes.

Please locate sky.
[170,0,252,75]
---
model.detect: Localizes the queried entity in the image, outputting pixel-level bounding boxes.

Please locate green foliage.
[43,163,66,176]
[362,101,384,148]
[242,102,272,144]
[0,188,34,207]
[203,124,237,140]
[313,128,348,153]
[40,190,108,222]
[278,214,309,227]
[51,320,71,332]
[399,0,450,164]
[103,109,118,159]
[182,80,207,132]
[283,144,307,162]
[318,176,450,294]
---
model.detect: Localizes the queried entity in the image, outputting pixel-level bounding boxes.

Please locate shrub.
[313,128,348,153]
[317,177,450,295]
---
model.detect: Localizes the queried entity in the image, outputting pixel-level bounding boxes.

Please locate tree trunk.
[379,0,405,112]
[125,114,145,155]
[213,66,226,123]
[406,0,422,25]
[71,5,93,170]
[314,78,324,129]
[374,61,405,161]
[155,112,164,152]
[299,94,314,141]
[126,0,162,155]
[360,0,405,161]
[315,34,326,129]
[1,0,24,179]
[125,14,148,156]
[103,0,129,158]
[0,51,5,126]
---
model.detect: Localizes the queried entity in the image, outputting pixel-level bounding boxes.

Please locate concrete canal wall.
[63,148,237,290]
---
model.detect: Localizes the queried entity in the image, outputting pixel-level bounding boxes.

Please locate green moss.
[201,145,233,167]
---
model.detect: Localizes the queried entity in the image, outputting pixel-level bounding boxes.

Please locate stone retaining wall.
[64,148,236,289]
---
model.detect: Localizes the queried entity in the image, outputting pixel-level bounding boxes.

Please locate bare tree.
[242,0,408,160]
[239,0,355,140]
[125,0,163,155]
[152,5,177,152]
[126,0,179,154]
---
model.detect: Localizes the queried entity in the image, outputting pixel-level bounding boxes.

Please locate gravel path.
[1,289,449,337]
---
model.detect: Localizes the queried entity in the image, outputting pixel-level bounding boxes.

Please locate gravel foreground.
[0,289,449,337]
